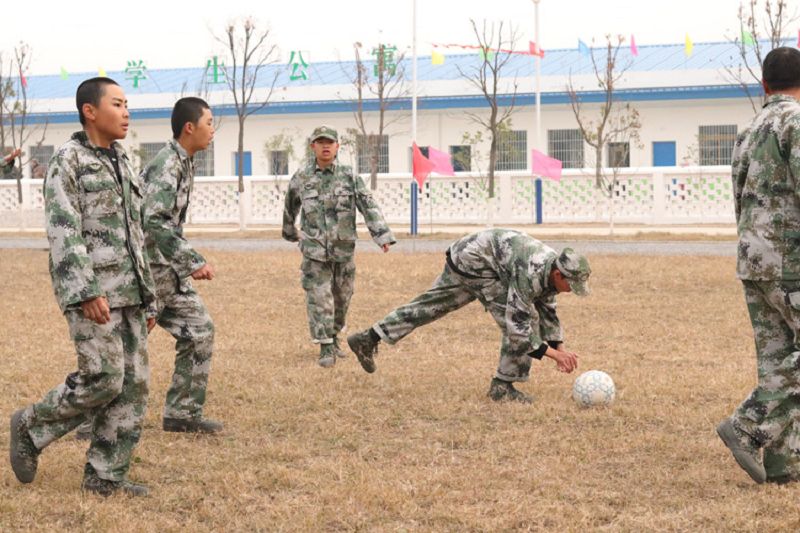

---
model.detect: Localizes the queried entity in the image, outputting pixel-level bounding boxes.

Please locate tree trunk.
[237,116,246,230]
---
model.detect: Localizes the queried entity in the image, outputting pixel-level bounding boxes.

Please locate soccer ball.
[572,370,616,407]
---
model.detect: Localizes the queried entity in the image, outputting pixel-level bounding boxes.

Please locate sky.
[0,0,774,76]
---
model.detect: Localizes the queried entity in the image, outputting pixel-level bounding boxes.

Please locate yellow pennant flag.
[431,50,445,65]
[99,68,107,77]
[684,34,693,57]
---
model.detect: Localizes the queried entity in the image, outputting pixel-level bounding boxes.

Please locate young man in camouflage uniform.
[9,77,157,496]
[283,125,395,368]
[348,228,588,402]
[717,47,800,485]
[141,97,221,433]
[1,148,22,177]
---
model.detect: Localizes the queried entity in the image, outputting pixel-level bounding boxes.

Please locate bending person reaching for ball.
[347,228,590,403]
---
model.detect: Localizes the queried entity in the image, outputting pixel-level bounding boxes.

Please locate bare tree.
[455,19,522,198]
[212,17,280,227]
[0,42,48,203]
[725,0,798,113]
[340,42,408,190]
[567,35,641,233]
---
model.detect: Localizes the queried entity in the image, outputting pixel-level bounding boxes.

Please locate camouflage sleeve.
[353,175,396,247]
[282,175,301,242]
[535,294,563,343]
[142,167,205,278]
[44,152,102,308]
[731,133,747,221]
[788,121,800,199]
[1,157,14,176]
[504,274,542,357]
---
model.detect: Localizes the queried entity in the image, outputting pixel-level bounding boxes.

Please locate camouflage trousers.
[151,264,215,420]
[300,257,355,344]
[372,262,533,382]
[733,280,800,479]
[24,306,148,482]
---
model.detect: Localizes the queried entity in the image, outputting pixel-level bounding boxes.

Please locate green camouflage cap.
[555,248,591,296]
[310,125,338,142]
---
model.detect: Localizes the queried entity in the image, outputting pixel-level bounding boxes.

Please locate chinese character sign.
[206,56,226,84]
[288,51,309,81]
[372,44,398,77]
[125,60,147,88]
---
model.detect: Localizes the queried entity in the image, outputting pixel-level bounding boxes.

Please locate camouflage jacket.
[44,131,156,312]
[282,161,395,262]
[141,139,205,278]
[448,229,563,355]
[1,157,14,178]
[733,94,800,280]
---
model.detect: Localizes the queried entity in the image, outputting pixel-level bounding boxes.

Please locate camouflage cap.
[555,248,591,296]
[310,125,338,143]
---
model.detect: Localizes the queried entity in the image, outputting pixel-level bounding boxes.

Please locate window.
[607,142,630,168]
[138,142,167,168]
[269,150,289,175]
[496,130,527,171]
[356,134,389,174]
[194,141,214,176]
[29,144,54,178]
[450,145,471,172]
[698,125,737,166]
[548,129,584,169]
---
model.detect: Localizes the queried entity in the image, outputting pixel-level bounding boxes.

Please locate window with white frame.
[496,130,527,171]
[548,129,584,169]
[356,134,389,174]
[138,142,167,169]
[269,150,289,175]
[607,142,630,168]
[194,141,214,176]
[698,125,737,166]
[29,144,54,178]
[450,145,471,172]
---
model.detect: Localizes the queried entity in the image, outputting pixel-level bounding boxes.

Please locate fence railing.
[0,165,735,229]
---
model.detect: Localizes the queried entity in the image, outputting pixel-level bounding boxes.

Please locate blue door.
[233,151,252,176]
[652,142,676,167]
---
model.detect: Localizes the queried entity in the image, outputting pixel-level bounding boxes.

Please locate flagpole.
[412,0,419,246]
[533,0,543,224]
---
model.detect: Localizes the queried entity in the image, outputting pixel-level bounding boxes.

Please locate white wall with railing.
[0,165,735,229]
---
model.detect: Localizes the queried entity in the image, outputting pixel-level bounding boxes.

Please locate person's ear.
[82,103,97,123]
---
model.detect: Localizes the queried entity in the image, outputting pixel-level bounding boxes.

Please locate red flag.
[19,69,27,89]
[630,35,638,56]
[412,142,434,187]
[797,29,800,48]
[428,146,455,176]
[532,149,562,182]
[529,41,545,58]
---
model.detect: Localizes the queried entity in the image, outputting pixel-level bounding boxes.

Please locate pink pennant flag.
[797,29,800,48]
[412,142,435,187]
[630,35,638,56]
[428,146,455,176]
[532,149,562,182]
[529,41,545,58]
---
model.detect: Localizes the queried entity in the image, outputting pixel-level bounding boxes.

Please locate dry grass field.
[1,246,798,532]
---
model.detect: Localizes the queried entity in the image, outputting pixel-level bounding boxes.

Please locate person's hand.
[3,148,21,163]
[547,348,579,373]
[381,243,391,253]
[146,317,156,332]
[81,296,111,324]
[191,263,215,280]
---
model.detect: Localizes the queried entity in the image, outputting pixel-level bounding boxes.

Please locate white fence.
[0,166,735,229]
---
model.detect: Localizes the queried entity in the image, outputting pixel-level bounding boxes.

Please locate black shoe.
[9,409,40,484]
[347,330,378,373]
[82,465,149,497]
[163,417,224,434]
[487,378,533,404]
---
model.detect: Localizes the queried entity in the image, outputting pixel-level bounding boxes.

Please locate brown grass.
[0,248,796,532]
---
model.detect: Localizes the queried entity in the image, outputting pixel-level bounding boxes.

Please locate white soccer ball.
[572,370,616,407]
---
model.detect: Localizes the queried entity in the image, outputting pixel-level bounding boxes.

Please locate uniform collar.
[169,138,192,163]
[315,161,336,174]
[72,130,124,156]
[764,94,799,107]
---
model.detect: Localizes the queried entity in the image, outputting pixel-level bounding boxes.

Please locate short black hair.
[75,77,119,126]
[171,97,211,139]
[763,47,800,91]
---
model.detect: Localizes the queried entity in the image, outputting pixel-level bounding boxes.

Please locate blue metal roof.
[22,40,768,100]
